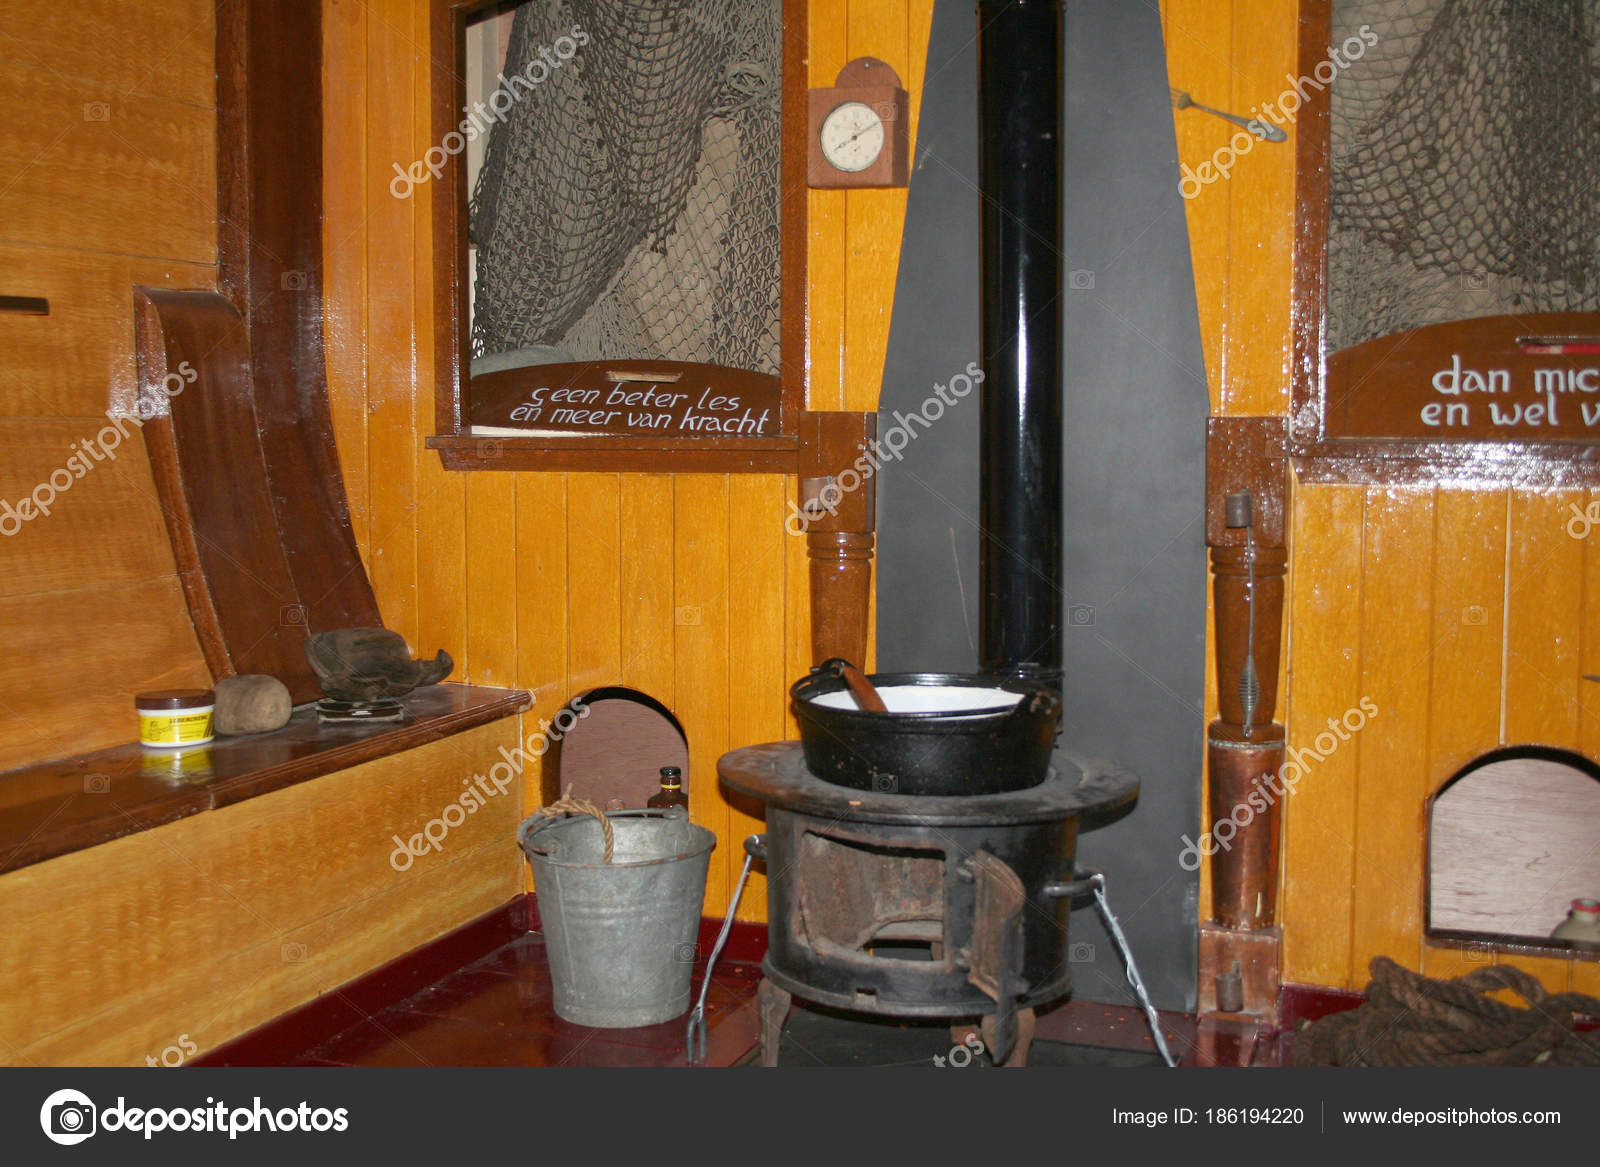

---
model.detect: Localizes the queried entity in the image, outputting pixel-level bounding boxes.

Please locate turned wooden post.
[798,411,877,667]
[1200,417,1289,1020]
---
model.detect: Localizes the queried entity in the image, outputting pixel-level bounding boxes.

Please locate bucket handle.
[521,801,693,864]
[526,789,615,863]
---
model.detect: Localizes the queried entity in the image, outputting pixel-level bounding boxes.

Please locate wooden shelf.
[0,683,530,876]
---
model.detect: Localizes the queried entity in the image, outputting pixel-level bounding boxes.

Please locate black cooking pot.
[789,659,1062,796]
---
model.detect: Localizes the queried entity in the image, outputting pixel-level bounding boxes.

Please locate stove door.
[965,850,1025,1062]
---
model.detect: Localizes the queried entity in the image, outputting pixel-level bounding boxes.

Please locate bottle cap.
[1573,898,1600,914]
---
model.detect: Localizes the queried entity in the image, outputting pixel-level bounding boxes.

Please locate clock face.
[818,100,885,173]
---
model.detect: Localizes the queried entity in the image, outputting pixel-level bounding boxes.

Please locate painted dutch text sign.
[1325,313,1600,442]
[471,361,781,438]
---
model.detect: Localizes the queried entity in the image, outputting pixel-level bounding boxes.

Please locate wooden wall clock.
[807,57,910,188]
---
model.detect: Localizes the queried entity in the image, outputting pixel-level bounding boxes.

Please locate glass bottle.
[647,765,689,811]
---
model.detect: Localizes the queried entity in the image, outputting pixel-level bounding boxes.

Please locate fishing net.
[1327,0,1600,352]
[469,0,782,374]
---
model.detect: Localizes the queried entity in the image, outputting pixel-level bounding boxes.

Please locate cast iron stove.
[719,742,1137,1065]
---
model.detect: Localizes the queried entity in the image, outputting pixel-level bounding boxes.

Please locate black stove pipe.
[977,0,1064,688]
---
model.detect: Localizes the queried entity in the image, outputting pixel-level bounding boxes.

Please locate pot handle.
[1042,865,1102,901]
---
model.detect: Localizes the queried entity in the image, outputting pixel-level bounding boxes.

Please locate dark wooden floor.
[289,933,764,1068]
[195,898,1223,1068]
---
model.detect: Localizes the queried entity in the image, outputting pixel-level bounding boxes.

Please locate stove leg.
[980,1007,1035,1067]
[757,977,792,1067]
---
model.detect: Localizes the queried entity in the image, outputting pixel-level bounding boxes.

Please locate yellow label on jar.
[139,709,214,746]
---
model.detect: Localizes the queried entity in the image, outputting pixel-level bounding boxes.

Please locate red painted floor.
[292,933,764,1068]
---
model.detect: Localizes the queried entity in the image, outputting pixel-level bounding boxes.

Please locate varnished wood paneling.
[1419,487,1508,982]
[364,8,421,650]
[1221,10,1295,417]
[0,576,212,771]
[413,0,470,688]
[784,473,813,735]
[619,475,677,704]
[514,471,568,817]
[463,474,515,685]
[322,0,371,561]
[0,60,215,262]
[0,0,214,106]
[1505,490,1585,748]
[1348,487,1435,980]
[20,842,513,1066]
[1162,0,1231,414]
[1280,482,1364,988]
[842,3,910,414]
[566,473,623,693]
[1577,485,1600,999]
[0,246,215,419]
[1499,489,1587,992]
[0,0,218,777]
[0,419,177,596]
[674,476,732,912]
[726,475,787,921]
[806,3,849,412]
[0,722,521,1064]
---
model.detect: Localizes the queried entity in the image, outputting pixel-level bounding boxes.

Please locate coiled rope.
[1293,956,1600,1066]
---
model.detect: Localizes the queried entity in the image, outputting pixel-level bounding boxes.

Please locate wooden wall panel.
[0,419,177,596]
[1420,487,1508,982]
[413,0,470,687]
[0,61,215,262]
[0,247,217,419]
[362,7,421,651]
[1163,1,1232,414]
[784,472,813,736]
[841,3,910,413]
[0,1,218,775]
[566,473,623,693]
[0,721,522,1065]
[1280,482,1363,988]
[1574,487,1600,999]
[674,476,732,913]
[0,0,214,106]
[1348,487,1434,980]
[464,473,515,685]
[618,476,678,704]
[726,475,788,921]
[805,5,849,412]
[1221,10,1295,417]
[323,0,371,562]
[1498,489,1587,993]
[513,471,568,836]
[0,577,213,771]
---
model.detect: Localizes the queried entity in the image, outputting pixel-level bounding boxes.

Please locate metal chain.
[1089,872,1178,1068]
[685,849,756,1064]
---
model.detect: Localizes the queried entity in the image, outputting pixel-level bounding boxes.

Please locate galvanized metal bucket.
[518,806,716,1028]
